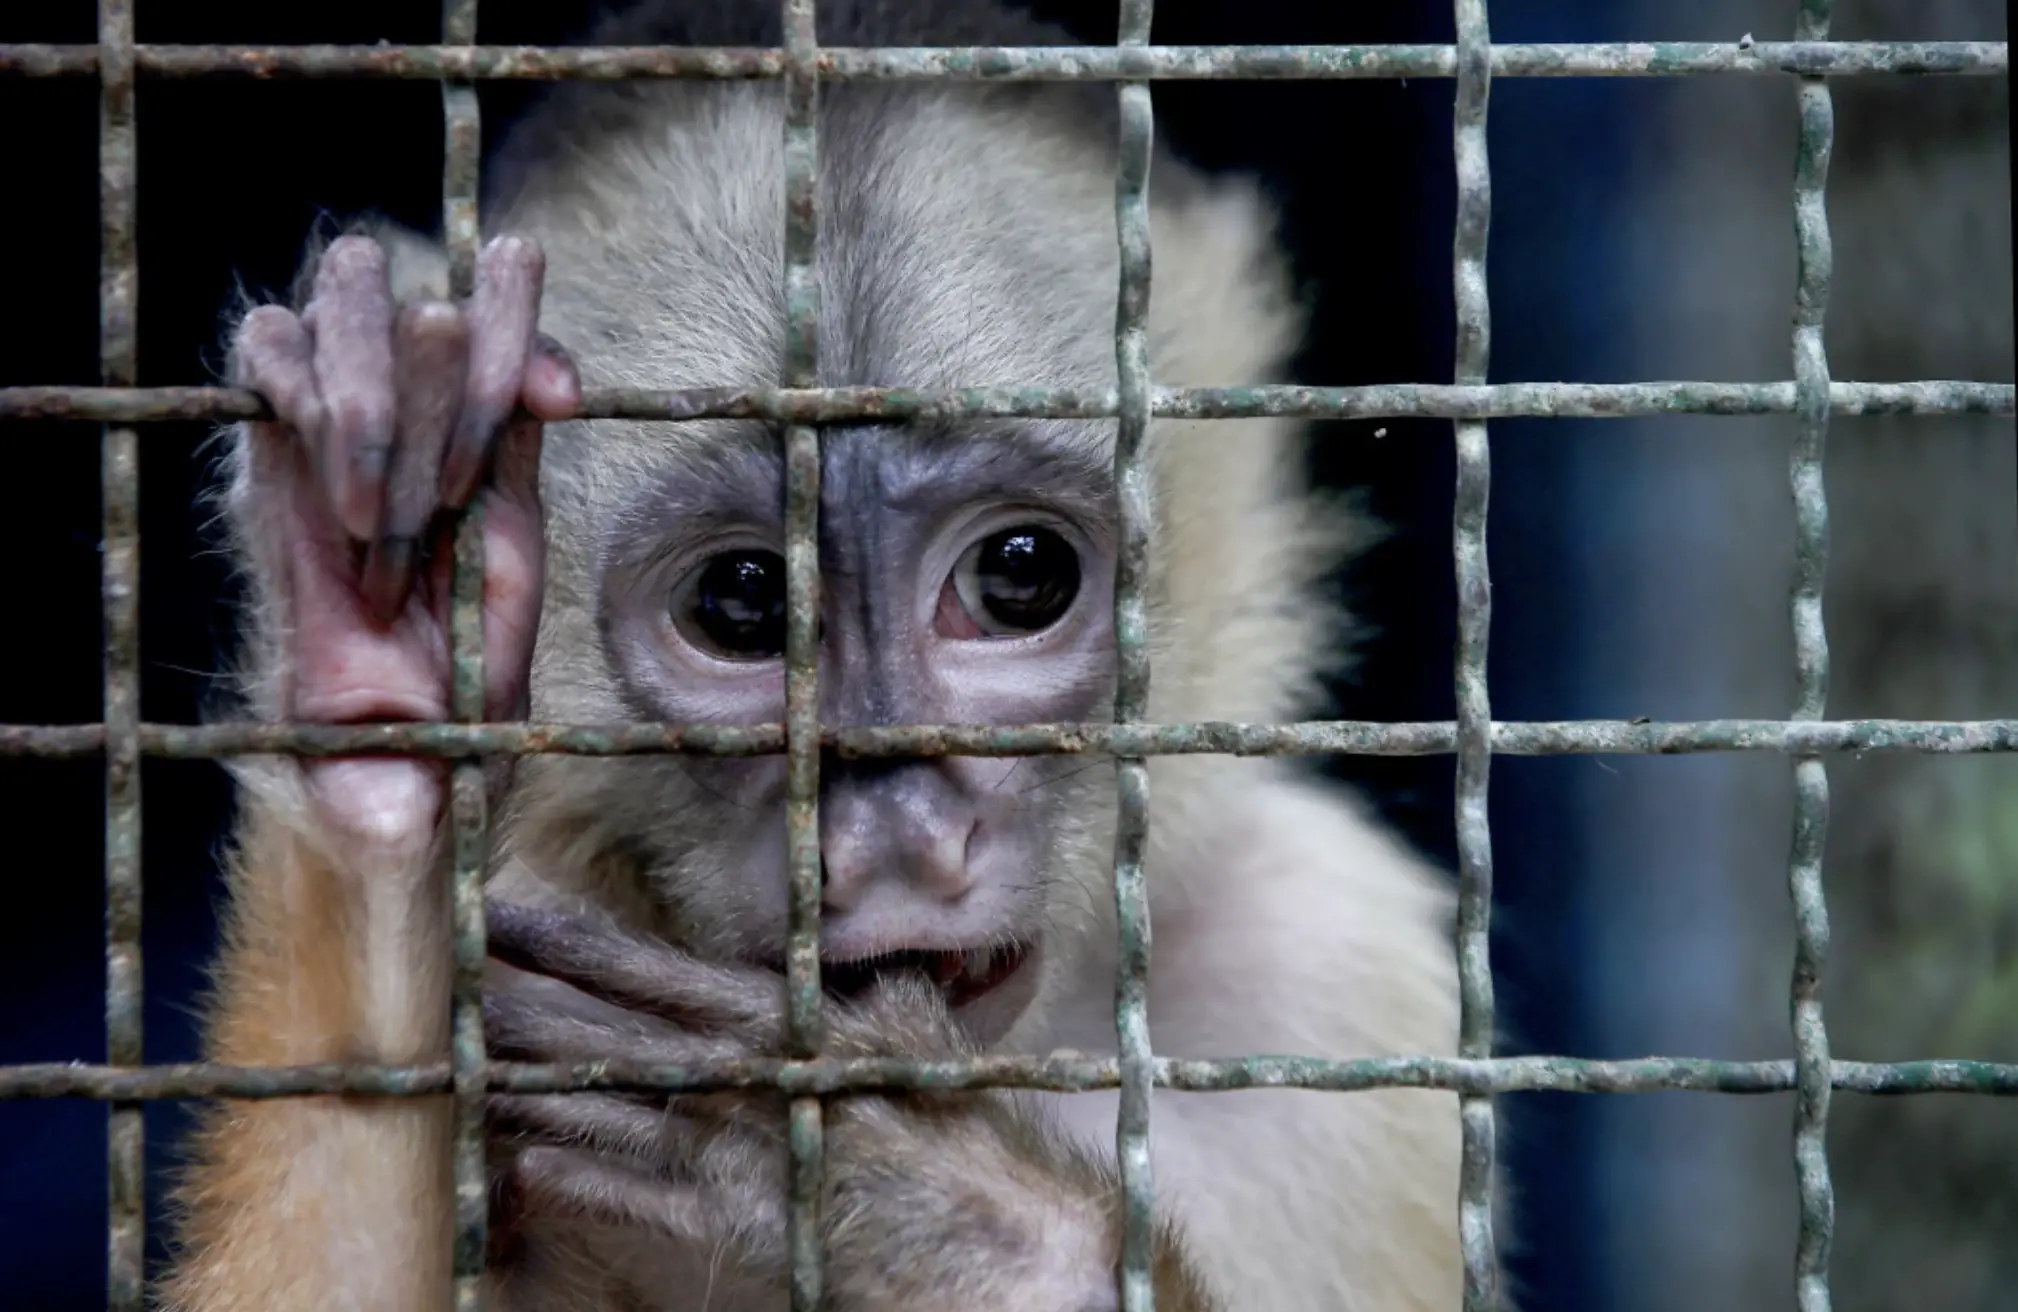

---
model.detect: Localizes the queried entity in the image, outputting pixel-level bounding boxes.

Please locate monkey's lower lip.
[819,944,1030,1009]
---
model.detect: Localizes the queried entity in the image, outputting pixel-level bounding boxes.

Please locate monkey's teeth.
[928,952,965,987]
[959,949,994,983]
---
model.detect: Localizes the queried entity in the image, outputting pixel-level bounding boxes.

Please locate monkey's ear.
[1144,175,1303,388]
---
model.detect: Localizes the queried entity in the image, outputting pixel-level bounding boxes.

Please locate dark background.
[0,0,1645,1306]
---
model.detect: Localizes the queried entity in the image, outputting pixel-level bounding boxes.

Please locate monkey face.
[476,85,1269,1051]
[510,417,1121,1048]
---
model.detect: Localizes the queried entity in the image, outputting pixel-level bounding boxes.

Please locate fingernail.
[360,535,418,623]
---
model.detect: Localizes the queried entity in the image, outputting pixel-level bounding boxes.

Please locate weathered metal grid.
[779,2,825,1305]
[0,3,2010,1310]
[1,39,2009,80]
[94,0,142,1308]
[1450,0,1495,1301]
[439,0,491,1302]
[1787,1,1836,1304]
[1112,3,1157,1304]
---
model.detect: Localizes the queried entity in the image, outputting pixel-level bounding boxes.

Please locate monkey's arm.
[159,233,579,1312]
[482,903,1220,1312]
[162,772,457,1311]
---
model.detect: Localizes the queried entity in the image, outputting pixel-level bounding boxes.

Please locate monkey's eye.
[677,549,788,659]
[947,526,1081,637]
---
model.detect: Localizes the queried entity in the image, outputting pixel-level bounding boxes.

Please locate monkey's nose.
[820,816,977,913]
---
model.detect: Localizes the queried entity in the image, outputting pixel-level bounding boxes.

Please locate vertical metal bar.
[1450,0,1498,1307]
[1786,0,1837,1308]
[780,2,826,1309]
[440,0,489,1306]
[97,0,144,1305]
[1111,1,1157,1309]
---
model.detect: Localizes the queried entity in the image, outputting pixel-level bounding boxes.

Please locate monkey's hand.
[227,232,580,845]
[484,902,1217,1312]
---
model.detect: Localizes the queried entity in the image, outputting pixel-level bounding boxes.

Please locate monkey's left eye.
[946,525,1081,638]
[675,549,788,659]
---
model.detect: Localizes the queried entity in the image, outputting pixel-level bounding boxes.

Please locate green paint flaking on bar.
[11,1054,2018,1102]
[1449,0,1499,1304]
[94,0,145,1304]
[1110,2,1158,1305]
[0,40,2006,81]
[1786,0,1837,1305]
[8,717,2018,760]
[779,2,827,1305]
[7,379,2009,424]
[438,3,492,1303]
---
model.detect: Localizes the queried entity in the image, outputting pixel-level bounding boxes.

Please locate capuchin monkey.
[160,0,1468,1307]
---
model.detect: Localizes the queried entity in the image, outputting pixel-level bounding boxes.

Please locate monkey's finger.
[303,236,397,543]
[507,1147,782,1257]
[360,301,470,621]
[489,1093,696,1160]
[486,900,787,1037]
[489,414,546,517]
[521,333,582,423]
[442,236,545,508]
[229,307,325,442]
[484,979,754,1069]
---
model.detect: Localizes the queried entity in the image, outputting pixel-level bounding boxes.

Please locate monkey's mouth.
[819,944,1029,1010]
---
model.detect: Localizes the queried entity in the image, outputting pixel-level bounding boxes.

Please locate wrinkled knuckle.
[325,393,393,443]
[293,396,329,441]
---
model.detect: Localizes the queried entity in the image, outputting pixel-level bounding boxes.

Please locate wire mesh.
[1786,0,1837,1302]
[439,0,492,1302]
[93,0,143,1307]
[778,2,826,1306]
[0,4,2011,1310]
[1449,0,1496,1303]
[1111,0,1158,1303]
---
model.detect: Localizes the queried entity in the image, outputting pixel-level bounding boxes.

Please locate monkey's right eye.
[675,550,788,659]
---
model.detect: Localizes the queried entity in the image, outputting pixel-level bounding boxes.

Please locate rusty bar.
[95,0,146,1304]
[438,0,489,1304]
[1787,0,1838,1306]
[1450,0,1499,1305]
[9,1052,2018,1102]
[0,41,2006,82]
[8,378,2009,425]
[8,716,2018,761]
[1109,0,1157,1305]
[779,0,826,1306]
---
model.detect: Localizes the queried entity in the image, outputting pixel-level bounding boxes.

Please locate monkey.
[158,0,1470,1307]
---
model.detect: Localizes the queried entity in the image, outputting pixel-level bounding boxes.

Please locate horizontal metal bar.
[5,718,2016,759]
[0,41,2003,82]
[6,1054,2016,1102]
[1,381,2010,426]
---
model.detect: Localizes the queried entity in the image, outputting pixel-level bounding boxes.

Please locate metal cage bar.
[13,717,2018,762]
[1786,0,1837,1305]
[0,41,2007,81]
[1449,0,1496,1305]
[95,0,144,1305]
[779,1,827,1306]
[9,1051,2018,1103]
[439,0,493,1303]
[1110,1,1157,1306]
[7,379,2009,425]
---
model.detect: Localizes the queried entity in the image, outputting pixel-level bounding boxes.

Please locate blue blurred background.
[1,0,2011,1307]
